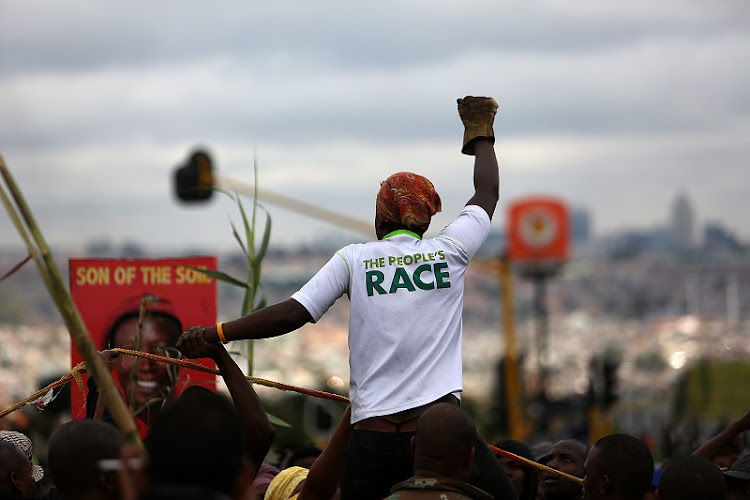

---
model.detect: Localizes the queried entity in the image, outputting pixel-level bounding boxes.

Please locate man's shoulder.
[386,476,494,500]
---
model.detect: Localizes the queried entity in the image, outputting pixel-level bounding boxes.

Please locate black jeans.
[339,429,519,500]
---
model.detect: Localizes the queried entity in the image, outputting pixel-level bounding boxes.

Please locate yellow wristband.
[216,322,228,344]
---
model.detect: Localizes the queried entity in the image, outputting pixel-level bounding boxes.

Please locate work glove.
[457,96,499,155]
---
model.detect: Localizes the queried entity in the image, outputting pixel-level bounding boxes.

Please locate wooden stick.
[488,444,583,484]
[0,369,80,419]
[0,346,582,485]
[0,155,142,448]
[113,348,350,403]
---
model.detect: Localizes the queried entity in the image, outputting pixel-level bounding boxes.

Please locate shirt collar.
[383,229,422,240]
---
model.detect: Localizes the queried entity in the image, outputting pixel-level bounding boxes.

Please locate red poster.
[69,257,218,421]
[507,196,570,262]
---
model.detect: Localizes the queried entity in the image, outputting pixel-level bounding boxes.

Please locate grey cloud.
[2,2,747,73]
[2,1,748,154]
[2,0,749,249]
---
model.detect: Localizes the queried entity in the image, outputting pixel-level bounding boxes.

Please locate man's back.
[293,204,490,423]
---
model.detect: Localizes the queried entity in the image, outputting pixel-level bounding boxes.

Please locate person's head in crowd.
[278,445,322,471]
[412,402,477,481]
[532,441,554,463]
[540,439,589,500]
[0,431,44,485]
[582,433,653,500]
[47,419,125,500]
[103,294,182,407]
[147,385,253,498]
[375,172,442,239]
[723,453,750,500]
[643,466,662,500]
[654,454,724,500]
[248,463,279,500]
[495,438,539,500]
[263,466,308,500]
[0,440,37,498]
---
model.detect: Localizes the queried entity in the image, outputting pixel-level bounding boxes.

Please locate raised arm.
[458,96,500,220]
[465,140,499,219]
[177,337,275,469]
[692,410,750,468]
[297,405,352,500]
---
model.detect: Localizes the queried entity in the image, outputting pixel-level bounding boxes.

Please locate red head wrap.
[376,172,442,231]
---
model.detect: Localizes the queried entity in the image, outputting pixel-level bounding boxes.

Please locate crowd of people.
[1,381,748,499]
[1,97,749,499]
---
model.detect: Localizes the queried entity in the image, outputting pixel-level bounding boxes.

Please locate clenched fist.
[457,96,499,155]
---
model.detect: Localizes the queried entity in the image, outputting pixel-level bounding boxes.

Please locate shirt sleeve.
[290,250,351,322]
[437,205,492,260]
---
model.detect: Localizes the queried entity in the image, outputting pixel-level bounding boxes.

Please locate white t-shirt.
[291,205,491,423]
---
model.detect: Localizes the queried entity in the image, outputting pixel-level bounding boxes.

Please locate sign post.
[506,196,570,430]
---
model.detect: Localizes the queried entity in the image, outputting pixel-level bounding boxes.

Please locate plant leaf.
[213,186,236,199]
[267,412,292,428]
[236,191,255,261]
[229,219,249,258]
[186,266,248,289]
[256,205,273,263]
[255,290,267,310]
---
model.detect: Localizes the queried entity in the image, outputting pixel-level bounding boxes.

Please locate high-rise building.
[570,207,592,244]
[671,191,695,249]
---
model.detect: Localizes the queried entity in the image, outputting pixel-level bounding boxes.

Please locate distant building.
[670,192,695,249]
[703,222,743,252]
[607,227,672,260]
[570,207,592,244]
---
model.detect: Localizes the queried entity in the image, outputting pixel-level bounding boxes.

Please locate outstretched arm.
[180,298,313,345]
[457,96,500,220]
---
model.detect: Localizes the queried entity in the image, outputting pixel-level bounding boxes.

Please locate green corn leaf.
[229,219,249,258]
[186,266,248,289]
[256,205,273,263]
[213,186,234,199]
[251,151,260,251]
[267,412,292,428]
[236,190,255,261]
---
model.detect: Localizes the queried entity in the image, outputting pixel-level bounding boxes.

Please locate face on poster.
[69,257,218,418]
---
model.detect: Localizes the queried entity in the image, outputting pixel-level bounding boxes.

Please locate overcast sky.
[1,0,749,255]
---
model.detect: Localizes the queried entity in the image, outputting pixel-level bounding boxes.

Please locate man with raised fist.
[180,96,514,500]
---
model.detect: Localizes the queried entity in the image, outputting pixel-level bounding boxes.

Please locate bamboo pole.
[488,444,583,485]
[0,155,142,448]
